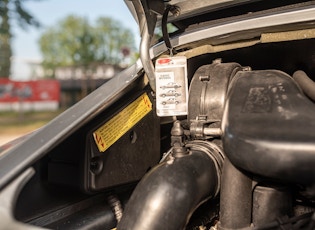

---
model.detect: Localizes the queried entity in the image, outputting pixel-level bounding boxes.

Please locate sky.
[10,0,140,80]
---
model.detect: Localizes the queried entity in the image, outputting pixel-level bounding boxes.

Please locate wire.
[162,5,177,56]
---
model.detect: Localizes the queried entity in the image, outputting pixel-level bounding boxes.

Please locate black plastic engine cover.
[222,70,315,186]
[47,90,160,193]
[83,91,160,192]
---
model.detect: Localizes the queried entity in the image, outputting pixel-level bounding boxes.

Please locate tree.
[95,17,136,65]
[39,15,97,71]
[0,0,40,78]
[39,15,136,74]
[39,15,136,97]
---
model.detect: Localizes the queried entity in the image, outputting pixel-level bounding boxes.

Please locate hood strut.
[131,0,158,92]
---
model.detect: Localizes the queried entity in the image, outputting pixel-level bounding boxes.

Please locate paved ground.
[0,134,24,146]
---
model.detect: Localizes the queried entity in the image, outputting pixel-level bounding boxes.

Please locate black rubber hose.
[117,148,220,230]
[162,5,173,52]
[218,159,252,230]
[293,70,315,101]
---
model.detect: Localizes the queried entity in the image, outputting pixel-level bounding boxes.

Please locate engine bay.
[9,37,315,229]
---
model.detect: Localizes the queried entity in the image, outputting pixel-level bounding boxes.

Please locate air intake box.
[222,69,315,186]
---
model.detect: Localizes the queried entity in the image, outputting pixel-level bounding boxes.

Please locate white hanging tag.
[155,56,188,117]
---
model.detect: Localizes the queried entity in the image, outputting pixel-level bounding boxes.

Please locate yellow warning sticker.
[93,93,152,152]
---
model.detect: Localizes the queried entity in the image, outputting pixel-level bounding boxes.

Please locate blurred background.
[0,0,140,145]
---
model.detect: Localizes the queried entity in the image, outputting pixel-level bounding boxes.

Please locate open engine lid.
[125,0,258,28]
[124,0,313,32]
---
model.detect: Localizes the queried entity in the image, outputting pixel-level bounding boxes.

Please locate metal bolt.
[212,58,222,64]
[199,75,210,81]
[242,66,252,71]
[170,5,181,17]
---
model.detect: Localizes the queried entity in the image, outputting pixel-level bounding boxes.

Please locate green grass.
[0,110,64,135]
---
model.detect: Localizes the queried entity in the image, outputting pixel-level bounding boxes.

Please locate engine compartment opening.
[9,37,315,230]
